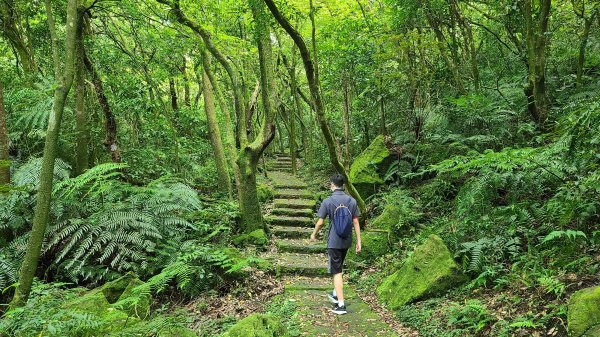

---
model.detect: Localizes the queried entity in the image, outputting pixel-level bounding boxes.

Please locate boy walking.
[310,174,362,315]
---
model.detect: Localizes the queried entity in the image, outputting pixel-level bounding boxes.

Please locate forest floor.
[262,156,418,336]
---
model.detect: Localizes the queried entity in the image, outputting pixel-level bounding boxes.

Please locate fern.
[540,230,587,245]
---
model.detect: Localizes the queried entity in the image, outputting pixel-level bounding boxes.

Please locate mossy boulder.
[568,285,600,337]
[347,231,389,263]
[233,229,269,246]
[257,182,275,202]
[377,234,466,309]
[349,135,392,198]
[371,190,423,240]
[221,314,286,337]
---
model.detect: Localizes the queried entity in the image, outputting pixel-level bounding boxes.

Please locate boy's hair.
[330,173,345,188]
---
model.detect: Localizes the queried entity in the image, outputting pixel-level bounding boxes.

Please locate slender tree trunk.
[0,83,9,185]
[342,76,351,169]
[576,12,597,87]
[12,0,78,308]
[0,0,37,77]
[202,65,232,198]
[74,8,89,175]
[182,57,191,107]
[169,78,178,111]
[83,51,121,162]
[522,0,552,127]
[264,0,367,223]
[201,51,241,190]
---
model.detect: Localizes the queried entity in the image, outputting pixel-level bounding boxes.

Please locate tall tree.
[0,0,37,76]
[263,0,368,221]
[202,57,232,198]
[83,50,121,163]
[12,0,79,307]
[572,0,599,87]
[522,0,552,127]
[74,7,89,175]
[156,0,276,232]
[0,82,9,185]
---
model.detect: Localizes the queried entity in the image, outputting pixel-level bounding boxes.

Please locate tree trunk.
[182,57,191,107]
[201,51,241,190]
[263,0,367,223]
[83,51,121,162]
[522,0,552,128]
[12,0,78,308]
[202,65,232,198]
[74,8,89,175]
[576,13,596,87]
[169,78,178,111]
[0,83,9,185]
[0,0,37,77]
[342,76,351,169]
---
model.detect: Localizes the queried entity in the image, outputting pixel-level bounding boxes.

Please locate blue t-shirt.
[317,189,361,249]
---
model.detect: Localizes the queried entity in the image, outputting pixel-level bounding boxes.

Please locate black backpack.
[332,197,353,238]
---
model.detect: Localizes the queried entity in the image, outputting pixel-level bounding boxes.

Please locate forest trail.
[264,155,406,337]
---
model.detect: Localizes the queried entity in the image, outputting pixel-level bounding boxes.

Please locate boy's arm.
[310,218,324,241]
[353,218,362,253]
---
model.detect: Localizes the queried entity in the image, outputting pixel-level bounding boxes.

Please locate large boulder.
[568,286,600,336]
[376,235,466,309]
[64,273,151,320]
[346,230,390,263]
[221,314,286,337]
[233,229,269,246]
[349,135,392,198]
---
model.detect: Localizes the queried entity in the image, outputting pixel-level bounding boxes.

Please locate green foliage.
[447,300,493,333]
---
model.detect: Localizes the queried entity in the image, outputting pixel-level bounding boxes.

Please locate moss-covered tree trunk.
[522,0,551,128]
[202,64,232,198]
[0,82,9,185]
[157,0,275,232]
[74,8,89,175]
[201,50,241,192]
[263,0,367,222]
[11,0,78,308]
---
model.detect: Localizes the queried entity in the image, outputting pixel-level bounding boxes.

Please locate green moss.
[568,286,600,337]
[347,231,389,263]
[349,135,390,185]
[115,277,151,318]
[221,314,286,337]
[233,229,269,246]
[376,235,466,310]
[257,182,275,202]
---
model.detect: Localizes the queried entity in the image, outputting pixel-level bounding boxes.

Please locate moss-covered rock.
[347,231,389,263]
[63,274,152,322]
[221,314,286,337]
[568,285,600,337]
[257,182,275,202]
[233,229,269,246]
[376,235,466,309]
[349,135,391,197]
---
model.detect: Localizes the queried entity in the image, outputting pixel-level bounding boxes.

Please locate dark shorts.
[328,248,348,275]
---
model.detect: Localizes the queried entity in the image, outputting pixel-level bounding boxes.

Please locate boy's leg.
[333,272,344,304]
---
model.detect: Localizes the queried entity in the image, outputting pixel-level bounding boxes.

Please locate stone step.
[271,226,313,239]
[271,168,292,173]
[271,253,328,277]
[266,215,313,228]
[272,181,307,189]
[276,238,326,254]
[271,208,313,217]
[273,198,316,210]
[275,189,312,199]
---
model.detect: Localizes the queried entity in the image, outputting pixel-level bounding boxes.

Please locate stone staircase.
[263,154,401,336]
[266,154,327,277]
